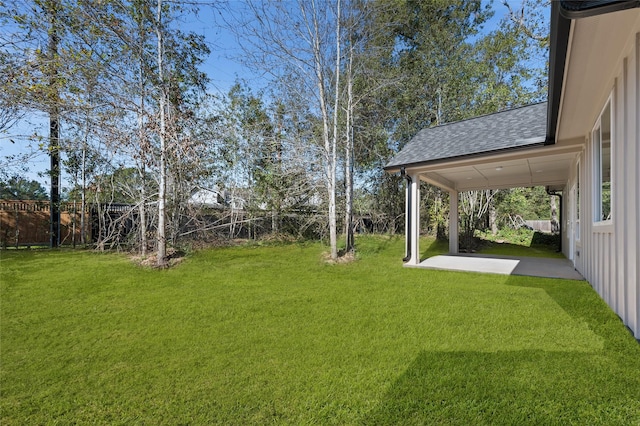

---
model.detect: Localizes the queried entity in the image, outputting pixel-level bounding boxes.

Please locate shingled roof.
[384,102,548,172]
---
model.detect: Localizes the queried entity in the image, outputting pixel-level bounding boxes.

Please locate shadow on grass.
[420,238,449,259]
[363,348,640,425]
[478,241,564,258]
[363,274,640,424]
[476,231,563,258]
[419,233,562,261]
[501,274,639,346]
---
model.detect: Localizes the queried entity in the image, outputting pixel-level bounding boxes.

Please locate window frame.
[575,157,581,241]
[592,95,613,225]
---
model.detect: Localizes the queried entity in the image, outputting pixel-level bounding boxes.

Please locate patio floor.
[413,253,584,280]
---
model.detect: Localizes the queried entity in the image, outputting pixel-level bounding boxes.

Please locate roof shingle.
[384,102,548,171]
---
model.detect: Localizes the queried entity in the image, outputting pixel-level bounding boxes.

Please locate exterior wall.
[567,30,640,339]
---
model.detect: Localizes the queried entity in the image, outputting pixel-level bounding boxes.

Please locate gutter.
[547,0,640,144]
[559,0,640,19]
[401,167,412,262]
[547,1,572,146]
[384,141,547,174]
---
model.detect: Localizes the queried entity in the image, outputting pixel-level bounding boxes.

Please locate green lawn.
[475,228,566,258]
[2,236,639,424]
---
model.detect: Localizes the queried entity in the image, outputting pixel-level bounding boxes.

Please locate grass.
[475,228,565,258]
[1,236,639,424]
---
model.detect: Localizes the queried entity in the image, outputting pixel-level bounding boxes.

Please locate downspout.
[401,167,412,262]
[546,187,563,253]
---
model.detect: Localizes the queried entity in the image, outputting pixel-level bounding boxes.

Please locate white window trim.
[592,93,614,225]
[575,156,580,242]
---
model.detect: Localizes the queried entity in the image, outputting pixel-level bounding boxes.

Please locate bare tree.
[154,0,168,266]
[223,0,348,259]
[502,0,550,43]
[459,189,497,250]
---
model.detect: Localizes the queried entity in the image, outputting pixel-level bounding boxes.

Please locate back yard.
[1,236,639,424]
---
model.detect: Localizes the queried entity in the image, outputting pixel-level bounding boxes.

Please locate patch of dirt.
[131,248,186,269]
[322,250,357,265]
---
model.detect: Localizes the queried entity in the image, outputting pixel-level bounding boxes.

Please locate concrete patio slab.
[413,254,584,280]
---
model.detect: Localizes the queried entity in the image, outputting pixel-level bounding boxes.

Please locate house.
[385,1,640,339]
[190,188,227,209]
[189,187,247,211]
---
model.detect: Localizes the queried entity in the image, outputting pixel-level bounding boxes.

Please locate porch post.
[449,190,459,254]
[409,172,421,265]
[404,173,410,261]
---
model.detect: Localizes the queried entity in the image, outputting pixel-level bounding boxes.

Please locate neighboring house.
[190,188,226,209]
[385,1,640,339]
[189,187,247,211]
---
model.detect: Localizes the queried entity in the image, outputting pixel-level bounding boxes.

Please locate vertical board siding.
[627,33,640,338]
[614,74,623,316]
[619,57,629,326]
[574,30,640,338]
[613,32,636,338]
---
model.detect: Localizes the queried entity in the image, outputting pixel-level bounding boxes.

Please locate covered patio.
[414,253,584,280]
[384,102,582,270]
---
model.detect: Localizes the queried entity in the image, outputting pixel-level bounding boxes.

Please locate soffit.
[557,10,640,141]
[409,143,582,192]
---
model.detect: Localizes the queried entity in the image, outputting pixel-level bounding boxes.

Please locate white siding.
[571,31,640,339]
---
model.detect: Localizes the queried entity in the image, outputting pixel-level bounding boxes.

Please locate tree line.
[0,0,549,265]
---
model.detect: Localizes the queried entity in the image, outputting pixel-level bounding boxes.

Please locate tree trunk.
[46,0,60,248]
[550,195,558,234]
[489,190,498,235]
[80,143,86,245]
[329,0,341,259]
[344,40,354,253]
[139,165,148,256]
[310,0,339,260]
[156,0,167,267]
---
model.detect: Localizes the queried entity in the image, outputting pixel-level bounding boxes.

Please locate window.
[593,100,612,222]
[576,159,580,240]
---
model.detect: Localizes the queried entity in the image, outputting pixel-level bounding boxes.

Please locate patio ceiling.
[385,102,583,192]
[413,143,582,192]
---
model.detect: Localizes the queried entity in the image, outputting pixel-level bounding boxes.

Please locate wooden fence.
[0,200,88,247]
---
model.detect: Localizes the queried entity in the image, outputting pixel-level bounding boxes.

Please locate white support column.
[404,177,410,261]
[449,190,459,254]
[409,172,421,265]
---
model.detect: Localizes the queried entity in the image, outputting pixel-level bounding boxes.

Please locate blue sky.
[0,0,519,189]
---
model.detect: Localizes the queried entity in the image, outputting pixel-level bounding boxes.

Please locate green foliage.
[0,175,48,200]
[479,227,536,246]
[353,0,549,230]
[476,228,562,257]
[217,82,319,236]
[2,237,639,424]
[423,184,449,240]
[496,187,554,225]
[365,171,405,233]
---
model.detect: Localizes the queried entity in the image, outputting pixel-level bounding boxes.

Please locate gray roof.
[385,102,548,171]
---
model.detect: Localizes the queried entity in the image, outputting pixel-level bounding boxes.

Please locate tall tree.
[353,0,548,237]
[45,0,61,247]
[71,0,209,259]
[225,0,349,259]
[154,0,168,266]
[1,0,68,246]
